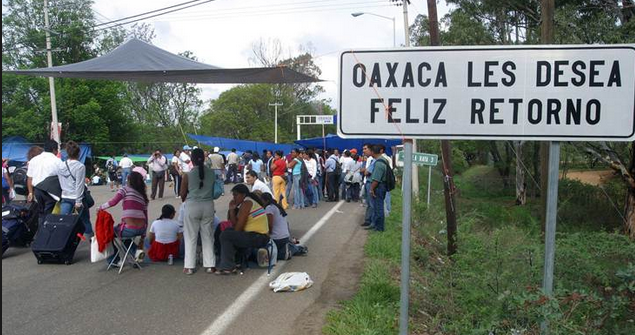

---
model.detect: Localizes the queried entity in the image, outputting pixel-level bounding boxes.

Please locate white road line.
[201,201,345,335]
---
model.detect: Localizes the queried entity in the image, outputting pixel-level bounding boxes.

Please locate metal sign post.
[399,140,413,335]
[541,141,560,333]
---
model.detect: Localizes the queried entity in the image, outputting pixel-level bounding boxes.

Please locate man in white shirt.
[27,139,61,224]
[118,154,134,187]
[147,149,168,200]
[179,145,192,173]
[245,170,273,197]
[339,150,354,200]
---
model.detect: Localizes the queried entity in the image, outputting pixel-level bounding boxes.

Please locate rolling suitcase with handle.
[31,213,85,265]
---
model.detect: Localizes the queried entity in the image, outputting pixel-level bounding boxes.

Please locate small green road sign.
[397,151,438,166]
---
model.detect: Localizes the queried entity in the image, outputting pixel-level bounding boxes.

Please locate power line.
[95,0,217,31]
[154,1,389,22]
[93,0,205,27]
[94,0,390,30]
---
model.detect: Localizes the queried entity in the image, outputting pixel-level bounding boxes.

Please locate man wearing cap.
[180,146,192,174]
[119,153,134,187]
[147,149,168,200]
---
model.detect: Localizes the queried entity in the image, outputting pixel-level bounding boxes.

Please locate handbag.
[90,236,113,262]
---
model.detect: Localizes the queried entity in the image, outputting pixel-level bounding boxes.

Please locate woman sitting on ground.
[260,192,292,260]
[216,184,269,275]
[147,204,183,262]
[98,171,149,264]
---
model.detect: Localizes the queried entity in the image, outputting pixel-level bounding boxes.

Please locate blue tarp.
[188,134,297,154]
[2,136,92,164]
[294,134,401,155]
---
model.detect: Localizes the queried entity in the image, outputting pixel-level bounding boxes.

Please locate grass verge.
[324,165,635,335]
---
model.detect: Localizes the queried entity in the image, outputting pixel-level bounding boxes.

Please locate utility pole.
[427,0,457,257]
[43,0,60,147]
[269,102,283,143]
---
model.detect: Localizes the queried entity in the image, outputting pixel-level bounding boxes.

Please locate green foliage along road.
[325,166,635,335]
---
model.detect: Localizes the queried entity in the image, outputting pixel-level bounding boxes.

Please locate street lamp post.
[351,12,396,47]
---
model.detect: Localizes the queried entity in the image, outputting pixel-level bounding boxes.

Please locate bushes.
[557,178,626,233]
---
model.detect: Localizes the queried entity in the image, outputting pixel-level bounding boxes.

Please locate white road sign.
[298,115,334,125]
[338,45,635,141]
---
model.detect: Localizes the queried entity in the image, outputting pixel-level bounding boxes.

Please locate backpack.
[11,167,28,196]
[329,157,342,176]
[375,158,396,191]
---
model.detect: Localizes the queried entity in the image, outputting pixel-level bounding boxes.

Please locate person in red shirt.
[270,150,289,210]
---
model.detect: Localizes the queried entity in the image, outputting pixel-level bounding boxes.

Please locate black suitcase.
[2,201,39,246]
[31,214,85,265]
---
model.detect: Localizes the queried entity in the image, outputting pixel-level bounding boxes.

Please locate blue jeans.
[311,183,319,205]
[363,182,374,225]
[107,226,145,264]
[292,175,305,208]
[317,174,324,200]
[285,174,293,200]
[371,183,387,231]
[121,168,132,186]
[60,199,93,235]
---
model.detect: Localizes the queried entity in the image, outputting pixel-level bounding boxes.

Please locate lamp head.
[351,12,364,17]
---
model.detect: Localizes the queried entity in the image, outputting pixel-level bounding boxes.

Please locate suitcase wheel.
[65,260,71,265]
[37,259,43,264]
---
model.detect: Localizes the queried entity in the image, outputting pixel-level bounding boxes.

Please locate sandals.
[205,267,216,274]
[215,268,238,275]
[183,268,196,275]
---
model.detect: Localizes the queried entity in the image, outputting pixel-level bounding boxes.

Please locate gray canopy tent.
[4,38,320,84]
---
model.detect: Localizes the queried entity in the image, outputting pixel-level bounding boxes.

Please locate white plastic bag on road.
[269,272,314,293]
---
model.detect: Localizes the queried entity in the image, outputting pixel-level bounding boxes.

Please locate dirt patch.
[291,226,368,335]
[565,170,614,186]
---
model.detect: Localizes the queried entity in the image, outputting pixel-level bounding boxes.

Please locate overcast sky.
[92,0,451,108]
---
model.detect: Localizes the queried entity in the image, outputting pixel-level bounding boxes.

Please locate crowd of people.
[2,140,395,275]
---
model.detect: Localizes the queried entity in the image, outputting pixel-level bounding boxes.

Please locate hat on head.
[213,147,220,153]
[350,148,358,155]
[183,145,192,150]
[193,146,199,150]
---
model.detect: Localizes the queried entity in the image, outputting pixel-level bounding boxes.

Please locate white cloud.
[93,0,451,108]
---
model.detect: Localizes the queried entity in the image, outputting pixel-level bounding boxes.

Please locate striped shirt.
[243,201,269,235]
[99,186,148,229]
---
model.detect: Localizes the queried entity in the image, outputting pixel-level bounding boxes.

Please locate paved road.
[2,184,367,335]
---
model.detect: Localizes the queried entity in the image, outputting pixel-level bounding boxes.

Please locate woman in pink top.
[99,171,149,264]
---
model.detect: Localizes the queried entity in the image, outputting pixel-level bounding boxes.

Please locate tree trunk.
[515,141,526,205]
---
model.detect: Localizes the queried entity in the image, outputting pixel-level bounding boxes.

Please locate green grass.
[323,192,404,335]
[324,165,635,335]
